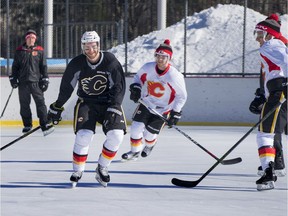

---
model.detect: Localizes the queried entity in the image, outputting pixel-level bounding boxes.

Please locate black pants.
[259,90,287,134]
[18,82,48,127]
[132,103,166,134]
[73,99,127,135]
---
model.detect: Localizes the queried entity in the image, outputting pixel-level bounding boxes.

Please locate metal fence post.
[242,0,247,77]
[6,0,10,75]
[184,0,188,76]
[124,0,128,74]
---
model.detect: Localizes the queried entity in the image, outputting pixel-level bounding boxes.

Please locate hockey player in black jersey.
[48,31,127,187]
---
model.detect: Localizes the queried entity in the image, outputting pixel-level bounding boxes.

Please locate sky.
[110,4,288,74]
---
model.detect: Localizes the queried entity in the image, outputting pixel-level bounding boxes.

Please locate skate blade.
[275,170,286,177]
[95,176,108,187]
[71,181,78,188]
[43,127,55,136]
[257,170,264,176]
[121,157,139,162]
[256,181,275,191]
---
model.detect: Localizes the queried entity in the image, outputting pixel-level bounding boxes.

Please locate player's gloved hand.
[167,110,182,128]
[103,105,123,130]
[130,83,141,103]
[9,76,19,88]
[39,77,49,92]
[249,88,266,114]
[48,102,64,125]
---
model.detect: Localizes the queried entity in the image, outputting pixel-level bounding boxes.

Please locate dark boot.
[256,162,277,191]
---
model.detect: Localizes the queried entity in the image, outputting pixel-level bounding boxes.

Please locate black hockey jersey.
[55,52,126,107]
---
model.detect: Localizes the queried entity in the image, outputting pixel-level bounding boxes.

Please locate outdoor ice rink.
[1,125,287,216]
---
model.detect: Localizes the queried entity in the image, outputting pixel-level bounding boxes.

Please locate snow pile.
[109,4,288,74]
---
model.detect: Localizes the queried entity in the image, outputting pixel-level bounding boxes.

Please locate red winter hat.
[155,39,173,59]
[266,13,281,25]
[255,19,281,38]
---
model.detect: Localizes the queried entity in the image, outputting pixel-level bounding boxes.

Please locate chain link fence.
[1,0,287,76]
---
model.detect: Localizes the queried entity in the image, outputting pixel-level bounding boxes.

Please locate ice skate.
[70,171,83,188]
[95,165,110,187]
[121,151,140,162]
[256,162,277,191]
[258,166,285,177]
[257,155,286,177]
[141,145,155,158]
[275,169,286,177]
[41,123,55,136]
[257,166,264,176]
[274,154,286,177]
[22,126,32,133]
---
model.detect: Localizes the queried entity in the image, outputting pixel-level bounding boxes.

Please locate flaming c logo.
[147,81,165,98]
[81,75,107,95]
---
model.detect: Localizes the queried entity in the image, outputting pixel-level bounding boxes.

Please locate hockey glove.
[39,77,49,92]
[167,110,182,128]
[103,105,123,130]
[130,83,141,103]
[249,88,266,114]
[48,102,64,125]
[9,76,19,89]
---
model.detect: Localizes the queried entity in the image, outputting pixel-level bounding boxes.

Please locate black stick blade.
[221,157,242,165]
[171,178,200,188]
[0,126,41,151]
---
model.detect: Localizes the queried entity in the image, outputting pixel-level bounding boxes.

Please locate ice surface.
[1,126,287,216]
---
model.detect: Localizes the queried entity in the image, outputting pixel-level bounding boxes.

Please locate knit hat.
[25,29,37,40]
[155,39,173,59]
[255,19,281,38]
[266,13,281,25]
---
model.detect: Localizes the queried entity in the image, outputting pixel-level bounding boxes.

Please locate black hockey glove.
[167,110,182,128]
[249,88,266,114]
[9,76,18,89]
[39,77,49,92]
[103,105,123,130]
[130,83,141,103]
[48,102,64,125]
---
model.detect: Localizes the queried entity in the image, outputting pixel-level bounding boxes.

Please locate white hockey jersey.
[133,62,187,114]
[259,39,288,96]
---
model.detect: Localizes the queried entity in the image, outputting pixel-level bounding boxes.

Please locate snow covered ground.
[110,4,288,74]
[1,126,287,216]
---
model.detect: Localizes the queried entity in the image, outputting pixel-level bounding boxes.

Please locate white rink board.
[0,76,259,124]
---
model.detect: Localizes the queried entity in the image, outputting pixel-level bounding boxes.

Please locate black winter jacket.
[11,43,48,83]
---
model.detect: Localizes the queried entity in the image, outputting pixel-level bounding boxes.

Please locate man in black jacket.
[9,29,54,136]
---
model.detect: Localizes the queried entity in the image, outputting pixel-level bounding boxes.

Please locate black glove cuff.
[130,83,141,91]
[255,88,265,96]
[107,107,122,116]
[41,77,49,82]
[171,110,182,118]
[51,102,64,111]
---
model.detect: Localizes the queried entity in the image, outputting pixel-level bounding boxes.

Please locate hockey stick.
[139,99,242,165]
[0,126,41,151]
[0,88,14,118]
[171,98,286,188]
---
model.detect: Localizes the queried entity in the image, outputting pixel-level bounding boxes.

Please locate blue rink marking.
[1,59,70,67]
